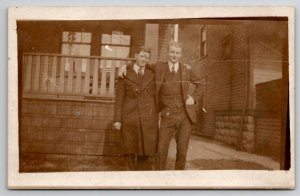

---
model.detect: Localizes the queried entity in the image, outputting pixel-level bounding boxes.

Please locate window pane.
[101,45,130,58]
[113,46,130,58]
[102,34,111,44]
[202,29,207,41]
[101,45,114,57]
[81,32,92,43]
[120,35,131,45]
[62,31,70,42]
[111,34,121,45]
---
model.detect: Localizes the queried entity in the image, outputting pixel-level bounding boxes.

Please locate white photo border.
[8,6,295,189]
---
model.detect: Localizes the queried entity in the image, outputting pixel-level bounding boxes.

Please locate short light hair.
[168,41,182,49]
[135,46,151,56]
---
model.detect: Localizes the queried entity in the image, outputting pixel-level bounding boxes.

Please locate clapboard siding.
[20,99,120,155]
[179,24,201,67]
[255,118,281,159]
[158,24,171,62]
[193,25,248,136]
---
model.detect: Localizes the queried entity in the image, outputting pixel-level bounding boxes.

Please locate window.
[100,31,131,60]
[199,26,207,58]
[61,31,92,72]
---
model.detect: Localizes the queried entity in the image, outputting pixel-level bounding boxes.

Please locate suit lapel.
[125,67,142,85]
[159,62,168,85]
[179,63,189,99]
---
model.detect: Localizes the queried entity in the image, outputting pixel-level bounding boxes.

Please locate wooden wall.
[20,99,119,155]
[191,24,249,136]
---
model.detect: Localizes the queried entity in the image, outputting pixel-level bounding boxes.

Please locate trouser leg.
[137,156,149,171]
[175,117,192,170]
[124,154,136,171]
[157,125,174,170]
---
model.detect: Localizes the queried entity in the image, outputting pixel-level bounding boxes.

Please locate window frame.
[199,25,207,59]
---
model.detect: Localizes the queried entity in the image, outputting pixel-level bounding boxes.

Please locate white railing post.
[100,59,107,95]
[108,60,116,95]
[59,57,66,93]
[23,55,32,92]
[75,58,82,93]
[92,58,99,95]
[33,55,41,92]
[67,57,74,93]
[83,58,90,94]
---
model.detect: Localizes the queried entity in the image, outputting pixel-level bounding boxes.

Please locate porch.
[20,53,134,156]
[22,52,134,101]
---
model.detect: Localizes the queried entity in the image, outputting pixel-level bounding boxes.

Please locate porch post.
[173,24,179,41]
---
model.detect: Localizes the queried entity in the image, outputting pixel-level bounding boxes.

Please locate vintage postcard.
[8,6,294,189]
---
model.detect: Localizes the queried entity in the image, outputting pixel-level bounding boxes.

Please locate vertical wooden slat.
[49,56,57,93]
[67,57,74,93]
[33,55,41,92]
[41,56,49,92]
[100,59,107,95]
[108,60,116,95]
[23,55,32,92]
[59,57,66,93]
[83,58,90,94]
[75,58,82,93]
[92,59,99,95]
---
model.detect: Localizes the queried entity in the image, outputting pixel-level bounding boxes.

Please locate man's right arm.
[147,63,156,71]
[118,63,157,78]
[114,77,125,127]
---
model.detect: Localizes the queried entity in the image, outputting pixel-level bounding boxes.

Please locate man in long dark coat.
[114,46,158,170]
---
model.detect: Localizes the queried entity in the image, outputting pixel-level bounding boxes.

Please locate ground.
[20,153,270,172]
[20,136,279,172]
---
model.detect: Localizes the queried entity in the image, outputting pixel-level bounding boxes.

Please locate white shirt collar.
[168,61,179,73]
[133,64,145,74]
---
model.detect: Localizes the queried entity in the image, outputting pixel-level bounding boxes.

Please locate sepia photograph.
[8,6,294,189]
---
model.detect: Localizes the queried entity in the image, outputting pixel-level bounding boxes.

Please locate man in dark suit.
[114,46,158,171]
[118,41,201,170]
[154,41,201,170]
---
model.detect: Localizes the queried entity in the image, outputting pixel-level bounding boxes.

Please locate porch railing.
[22,53,134,101]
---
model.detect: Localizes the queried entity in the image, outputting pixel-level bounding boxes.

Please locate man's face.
[168,46,182,64]
[135,51,150,67]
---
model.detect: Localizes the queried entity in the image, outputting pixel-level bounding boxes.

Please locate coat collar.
[126,66,142,85]
[125,65,154,90]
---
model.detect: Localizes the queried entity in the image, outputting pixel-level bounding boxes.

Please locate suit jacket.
[114,64,158,156]
[153,62,202,124]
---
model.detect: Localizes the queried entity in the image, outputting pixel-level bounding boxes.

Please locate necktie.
[138,67,144,77]
[171,65,176,74]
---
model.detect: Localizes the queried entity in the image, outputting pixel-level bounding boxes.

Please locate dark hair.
[135,46,151,56]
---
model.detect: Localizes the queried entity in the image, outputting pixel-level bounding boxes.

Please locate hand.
[185,95,194,105]
[117,64,127,78]
[114,122,121,130]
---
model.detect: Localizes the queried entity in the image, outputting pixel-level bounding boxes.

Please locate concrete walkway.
[168,135,280,170]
